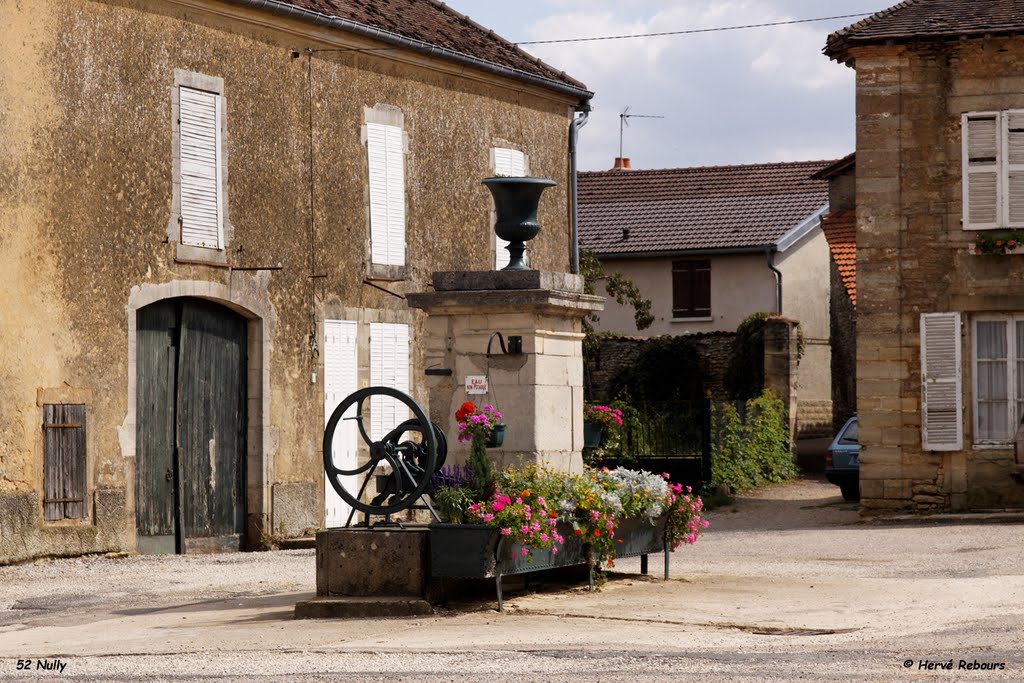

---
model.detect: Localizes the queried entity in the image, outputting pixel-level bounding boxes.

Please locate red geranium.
[455,401,476,422]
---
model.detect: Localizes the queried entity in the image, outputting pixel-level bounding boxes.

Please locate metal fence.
[602,400,711,490]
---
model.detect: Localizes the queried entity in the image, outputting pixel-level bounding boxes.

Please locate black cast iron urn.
[482,176,557,270]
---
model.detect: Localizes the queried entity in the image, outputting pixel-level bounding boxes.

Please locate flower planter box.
[430,515,669,610]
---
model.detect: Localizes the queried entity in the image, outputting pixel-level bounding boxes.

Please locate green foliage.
[710,389,797,492]
[433,486,476,524]
[724,311,769,400]
[468,434,493,500]
[608,335,703,402]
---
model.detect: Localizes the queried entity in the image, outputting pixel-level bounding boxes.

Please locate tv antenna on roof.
[619,106,666,160]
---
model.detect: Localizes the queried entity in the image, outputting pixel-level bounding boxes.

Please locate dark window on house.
[672,259,711,318]
[42,404,87,520]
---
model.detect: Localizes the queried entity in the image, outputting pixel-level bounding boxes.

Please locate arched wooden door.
[136,298,247,554]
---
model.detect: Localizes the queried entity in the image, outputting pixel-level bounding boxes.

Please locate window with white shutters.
[962,110,1024,231]
[492,147,527,269]
[323,320,358,527]
[369,322,410,441]
[970,314,1024,444]
[921,312,963,451]
[367,123,406,266]
[179,86,224,249]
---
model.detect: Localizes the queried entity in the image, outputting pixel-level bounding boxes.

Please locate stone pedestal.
[294,528,434,618]
[407,270,603,473]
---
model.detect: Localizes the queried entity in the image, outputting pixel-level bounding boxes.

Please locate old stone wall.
[0,0,580,562]
[830,258,857,433]
[852,38,1024,514]
[585,332,736,403]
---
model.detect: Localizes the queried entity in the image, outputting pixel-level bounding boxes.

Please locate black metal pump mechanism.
[323,387,447,528]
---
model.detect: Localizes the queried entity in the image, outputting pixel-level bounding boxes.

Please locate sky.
[446,1,885,172]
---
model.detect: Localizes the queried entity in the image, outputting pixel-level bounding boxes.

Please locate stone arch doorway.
[135,298,248,554]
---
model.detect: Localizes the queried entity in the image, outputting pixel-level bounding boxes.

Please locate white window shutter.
[1004,110,1024,226]
[323,320,358,527]
[367,123,406,266]
[179,87,223,249]
[962,113,1000,230]
[921,312,963,451]
[369,322,410,441]
[493,147,527,269]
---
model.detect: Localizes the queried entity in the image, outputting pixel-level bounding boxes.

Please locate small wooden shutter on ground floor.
[43,404,87,521]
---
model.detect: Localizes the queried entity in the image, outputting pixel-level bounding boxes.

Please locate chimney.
[612,157,632,171]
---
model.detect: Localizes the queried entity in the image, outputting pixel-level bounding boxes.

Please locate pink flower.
[500,528,511,536]
[539,533,549,542]
[537,497,546,507]
[492,501,506,512]
[482,513,494,522]
[520,547,529,557]
[515,497,523,505]
[551,546,559,554]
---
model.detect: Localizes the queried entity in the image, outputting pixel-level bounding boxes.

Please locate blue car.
[826,416,860,501]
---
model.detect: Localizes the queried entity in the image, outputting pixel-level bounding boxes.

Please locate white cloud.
[448,0,873,170]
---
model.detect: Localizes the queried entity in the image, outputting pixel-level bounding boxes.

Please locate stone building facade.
[826,2,1024,512]
[0,0,590,562]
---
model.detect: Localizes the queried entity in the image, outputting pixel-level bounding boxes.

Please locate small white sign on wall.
[465,375,489,395]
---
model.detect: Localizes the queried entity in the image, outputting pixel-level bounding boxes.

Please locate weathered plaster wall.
[852,38,1024,513]
[778,229,833,437]
[0,0,578,561]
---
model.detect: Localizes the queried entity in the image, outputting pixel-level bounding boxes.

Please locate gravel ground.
[1,476,1023,682]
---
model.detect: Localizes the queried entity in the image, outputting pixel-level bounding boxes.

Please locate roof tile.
[820,210,857,306]
[244,0,586,91]
[578,161,832,255]
[825,0,1024,61]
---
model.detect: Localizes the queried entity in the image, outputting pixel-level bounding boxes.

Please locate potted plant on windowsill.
[974,231,1024,255]
[482,176,557,271]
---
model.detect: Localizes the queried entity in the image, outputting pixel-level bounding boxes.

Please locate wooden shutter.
[921,312,963,451]
[323,320,358,527]
[369,322,410,440]
[43,404,87,520]
[493,148,527,269]
[367,123,406,266]
[1004,110,1024,225]
[672,260,711,318]
[963,113,1000,230]
[179,87,224,249]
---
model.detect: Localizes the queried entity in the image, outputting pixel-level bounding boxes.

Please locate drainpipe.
[569,101,592,274]
[765,247,783,314]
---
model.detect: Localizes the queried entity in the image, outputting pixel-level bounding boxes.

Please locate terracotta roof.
[825,0,1024,62]
[821,210,857,306]
[578,161,832,256]
[235,0,589,96]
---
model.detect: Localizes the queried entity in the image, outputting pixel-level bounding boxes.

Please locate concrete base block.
[294,596,433,619]
[315,527,429,598]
